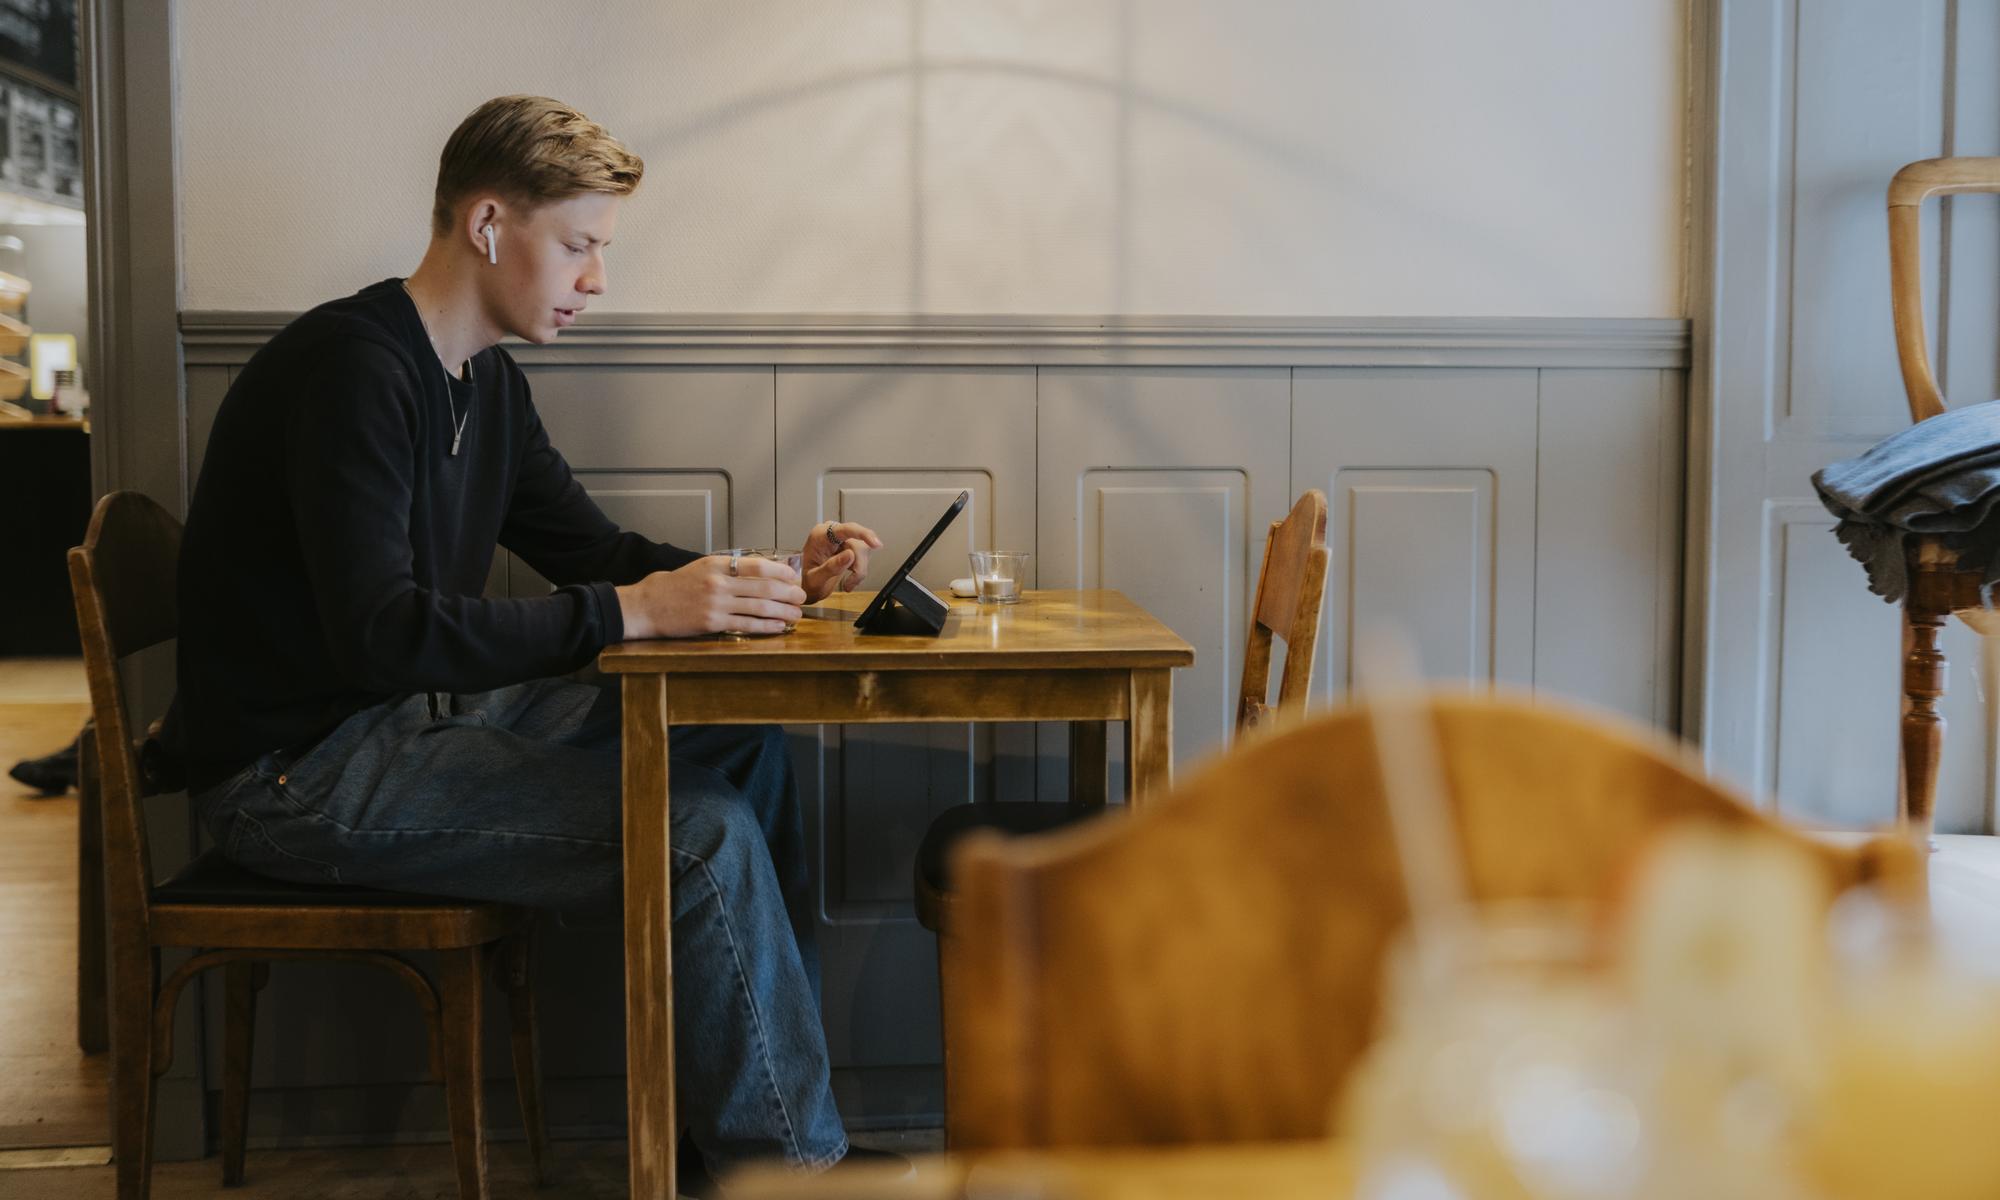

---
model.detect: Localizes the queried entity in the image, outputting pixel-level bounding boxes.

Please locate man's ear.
[464,198,503,256]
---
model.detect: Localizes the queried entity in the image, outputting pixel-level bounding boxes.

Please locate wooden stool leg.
[78,722,109,1055]
[501,933,549,1186]
[937,925,964,1150]
[437,946,490,1200]
[111,946,158,1200]
[220,961,265,1186]
[1068,721,1109,808]
[1903,599,1948,841]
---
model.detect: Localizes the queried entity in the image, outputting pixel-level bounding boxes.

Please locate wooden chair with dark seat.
[68,490,550,1200]
[915,487,1328,1134]
[1883,157,2000,841]
[942,693,1923,1150]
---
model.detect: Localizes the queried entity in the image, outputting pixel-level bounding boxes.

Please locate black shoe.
[677,1141,912,1196]
[9,738,80,796]
[676,1134,720,1200]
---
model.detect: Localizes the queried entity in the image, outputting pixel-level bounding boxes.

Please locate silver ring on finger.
[728,549,741,577]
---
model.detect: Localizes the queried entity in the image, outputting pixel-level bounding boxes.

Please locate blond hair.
[432,95,644,235]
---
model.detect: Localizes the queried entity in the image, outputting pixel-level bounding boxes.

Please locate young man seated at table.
[169,94,885,1184]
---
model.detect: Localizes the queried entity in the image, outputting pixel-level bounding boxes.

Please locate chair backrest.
[944,692,1920,1151]
[1889,157,2000,423]
[1235,489,1328,735]
[67,490,183,944]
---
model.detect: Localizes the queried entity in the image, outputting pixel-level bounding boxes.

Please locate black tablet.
[852,489,970,633]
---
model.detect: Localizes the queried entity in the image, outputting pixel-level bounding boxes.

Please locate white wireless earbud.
[482,223,498,265]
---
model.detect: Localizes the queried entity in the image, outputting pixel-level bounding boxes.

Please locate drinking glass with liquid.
[710,548,804,635]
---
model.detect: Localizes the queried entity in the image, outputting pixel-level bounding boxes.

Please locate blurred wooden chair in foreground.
[918,488,1328,1133]
[943,693,1922,1151]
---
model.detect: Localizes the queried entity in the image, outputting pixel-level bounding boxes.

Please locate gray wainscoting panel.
[775,366,1036,1120]
[1767,506,1900,824]
[184,364,231,500]
[1036,367,1292,798]
[1294,368,1539,697]
[1765,504,1989,831]
[522,365,773,491]
[507,367,776,594]
[508,469,740,597]
[200,937,633,1145]
[1533,369,1684,727]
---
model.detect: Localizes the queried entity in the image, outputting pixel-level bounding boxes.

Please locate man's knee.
[748,723,792,769]
[731,722,791,766]
[673,783,768,871]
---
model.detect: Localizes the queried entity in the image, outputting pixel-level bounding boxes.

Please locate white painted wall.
[174,0,1683,317]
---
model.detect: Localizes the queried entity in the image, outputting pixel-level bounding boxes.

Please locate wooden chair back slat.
[1235,489,1328,734]
[1888,157,2000,424]
[946,692,1919,1151]
[67,490,183,939]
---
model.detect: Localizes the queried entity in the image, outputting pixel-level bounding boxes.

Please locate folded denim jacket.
[1812,399,2000,604]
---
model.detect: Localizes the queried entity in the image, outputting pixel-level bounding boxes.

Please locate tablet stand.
[855,575,949,636]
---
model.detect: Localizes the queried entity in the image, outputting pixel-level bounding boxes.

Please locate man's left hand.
[800,521,883,602]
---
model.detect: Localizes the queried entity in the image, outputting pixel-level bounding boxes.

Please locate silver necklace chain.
[400,279,470,456]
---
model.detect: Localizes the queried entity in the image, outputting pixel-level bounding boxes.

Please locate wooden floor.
[1922,833,2000,973]
[0,1138,629,1198]
[0,1131,945,1199]
[0,673,105,1154]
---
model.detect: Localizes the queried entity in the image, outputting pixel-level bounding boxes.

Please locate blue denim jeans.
[190,677,849,1175]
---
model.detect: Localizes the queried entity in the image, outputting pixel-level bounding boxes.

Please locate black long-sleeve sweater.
[173,278,698,788]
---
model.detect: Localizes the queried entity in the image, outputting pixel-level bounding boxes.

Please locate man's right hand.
[615,555,806,639]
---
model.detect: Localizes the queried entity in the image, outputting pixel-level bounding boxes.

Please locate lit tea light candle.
[977,574,1019,603]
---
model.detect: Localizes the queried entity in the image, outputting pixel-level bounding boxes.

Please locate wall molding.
[82,0,209,1164]
[84,0,186,508]
[181,312,1691,369]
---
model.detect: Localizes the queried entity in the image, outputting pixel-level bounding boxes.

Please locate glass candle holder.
[968,551,1030,604]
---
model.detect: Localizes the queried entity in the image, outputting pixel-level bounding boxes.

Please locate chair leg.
[501,932,550,1186]
[1903,599,1948,841]
[1068,720,1109,809]
[437,945,490,1200]
[77,722,109,1055]
[110,946,158,1200]
[220,961,266,1186]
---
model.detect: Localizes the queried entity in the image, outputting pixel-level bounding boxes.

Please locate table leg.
[1125,668,1173,806]
[77,721,108,1054]
[621,674,676,1199]
[1068,721,1108,808]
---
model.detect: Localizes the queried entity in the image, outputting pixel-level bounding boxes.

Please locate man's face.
[480,193,620,344]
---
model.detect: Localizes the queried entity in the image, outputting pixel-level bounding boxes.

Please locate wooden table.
[598,589,1195,1199]
[725,1140,1352,1199]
